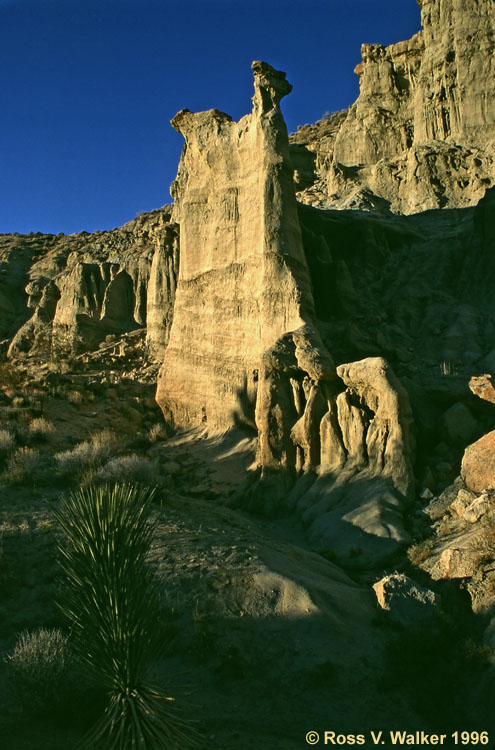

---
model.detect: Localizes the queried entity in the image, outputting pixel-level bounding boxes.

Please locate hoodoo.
[156,61,415,565]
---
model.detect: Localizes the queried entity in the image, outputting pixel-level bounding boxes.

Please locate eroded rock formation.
[3,209,179,360]
[157,62,415,565]
[292,0,495,213]
[3,0,495,571]
[157,62,324,430]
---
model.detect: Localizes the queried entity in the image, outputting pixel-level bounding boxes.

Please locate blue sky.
[0,0,421,234]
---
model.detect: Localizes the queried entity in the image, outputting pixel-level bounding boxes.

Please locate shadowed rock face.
[292,0,495,213]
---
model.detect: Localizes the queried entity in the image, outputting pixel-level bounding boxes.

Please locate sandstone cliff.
[156,62,416,566]
[157,62,324,431]
[292,0,495,213]
[1,208,179,361]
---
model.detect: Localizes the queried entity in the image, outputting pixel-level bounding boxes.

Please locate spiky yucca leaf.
[53,483,200,749]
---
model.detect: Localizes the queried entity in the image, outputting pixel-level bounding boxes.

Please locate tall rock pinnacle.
[156,61,331,432]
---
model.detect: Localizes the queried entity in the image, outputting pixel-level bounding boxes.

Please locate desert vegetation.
[6,627,75,716]
[52,482,199,749]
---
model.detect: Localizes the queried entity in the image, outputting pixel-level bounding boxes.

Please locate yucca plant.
[52,482,200,749]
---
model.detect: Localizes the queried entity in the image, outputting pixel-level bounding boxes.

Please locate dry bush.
[96,454,158,486]
[27,417,56,441]
[90,429,120,456]
[55,442,99,479]
[6,628,74,715]
[408,538,435,566]
[0,428,15,459]
[55,430,120,481]
[4,447,42,484]
[148,422,168,443]
[65,390,83,405]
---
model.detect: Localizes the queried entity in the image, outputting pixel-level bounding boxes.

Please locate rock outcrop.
[157,62,415,565]
[292,0,495,213]
[157,62,324,431]
[373,573,440,626]
[461,432,495,494]
[3,209,179,360]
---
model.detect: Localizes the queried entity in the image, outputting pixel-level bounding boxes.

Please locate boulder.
[461,432,495,494]
[373,573,440,626]
[469,374,495,405]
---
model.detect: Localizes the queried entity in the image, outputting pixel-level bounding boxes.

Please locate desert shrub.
[54,429,120,481]
[5,628,74,715]
[96,454,158,486]
[0,428,15,459]
[65,389,83,405]
[407,538,435,566]
[55,442,97,479]
[27,417,56,441]
[148,423,168,443]
[90,428,120,455]
[53,483,199,749]
[4,447,41,484]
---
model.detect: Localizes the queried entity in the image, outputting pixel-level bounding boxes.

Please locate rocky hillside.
[0,208,178,362]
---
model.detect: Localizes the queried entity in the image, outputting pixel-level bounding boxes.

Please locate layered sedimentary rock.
[157,61,326,430]
[5,0,495,568]
[292,0,495,213]
[157,62,415,564]
[4,209,179,359]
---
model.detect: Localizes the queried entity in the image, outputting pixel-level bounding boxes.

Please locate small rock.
[451,488,476,517]
[469,374,495,404]
[438,547,477,579]
[463,493,491,523]
[373,573,440,626]
[420,487,434,500]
